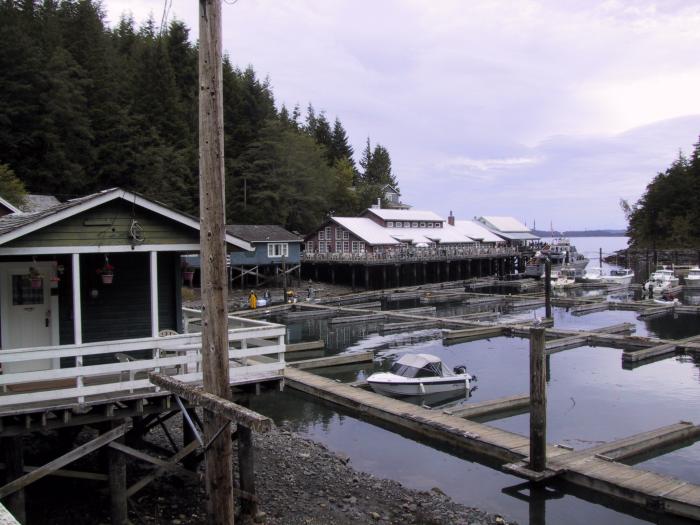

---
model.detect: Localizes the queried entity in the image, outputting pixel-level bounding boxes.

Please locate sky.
[103,0,700,230]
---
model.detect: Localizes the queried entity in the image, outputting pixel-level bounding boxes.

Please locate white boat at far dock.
[601,268,634,285]
[643,267,679,295]
[685,267,700,288]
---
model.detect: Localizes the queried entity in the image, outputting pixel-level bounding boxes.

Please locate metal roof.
[226,224,301,243]
[493,231,540,241]
[479,216,530,233]
[452,220,504,243]
[364,208,444,222]
[329,217,482,246]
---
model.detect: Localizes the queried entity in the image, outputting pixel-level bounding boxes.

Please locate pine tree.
[0,164,27,207]
[330,118,355,167]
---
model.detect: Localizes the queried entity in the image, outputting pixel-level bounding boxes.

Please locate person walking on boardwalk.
[248,290,257,310]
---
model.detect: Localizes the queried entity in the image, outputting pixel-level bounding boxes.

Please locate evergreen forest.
[623,138,700,248]
[0,0,401,233]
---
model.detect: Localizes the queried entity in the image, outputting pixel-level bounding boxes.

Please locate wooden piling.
[1,437,25,524]
[544,259,552,319]
[237,424,257,519]
[529,327,547,472]
[109,421,128,525]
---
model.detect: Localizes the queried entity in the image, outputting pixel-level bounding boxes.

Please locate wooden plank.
[622,343,677,363]
[288,351,374,370]
[570,302,609,316]
[0,423,127,498]
[443,326,504,341]
[285,340,325,353]
[148,373,272,433]
[443,393,529,419]
[108,441,198,480]
[329,313,386,325]
[545,336,587,354]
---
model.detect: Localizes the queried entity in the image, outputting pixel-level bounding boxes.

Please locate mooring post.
[544,258,552,320]
[351,265,356,291]
[109,421,128,525]
[199,0,235,522]
[237,424,257,519]
[395,265,400,286]
[599,247,603,270]
[365,266,370,290]
[2,437,25,524]
[529,327,547,472]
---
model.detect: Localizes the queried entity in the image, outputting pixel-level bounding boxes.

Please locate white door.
[1,263,54,373]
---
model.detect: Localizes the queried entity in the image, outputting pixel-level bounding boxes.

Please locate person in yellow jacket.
[248,290,257,310]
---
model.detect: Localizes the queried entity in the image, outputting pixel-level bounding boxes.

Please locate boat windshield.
[389,361,442,378]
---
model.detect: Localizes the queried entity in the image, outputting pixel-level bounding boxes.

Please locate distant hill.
[532,229,627,238]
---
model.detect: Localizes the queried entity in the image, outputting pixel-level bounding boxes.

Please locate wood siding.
[229,242,301,266]
[5,201,199,248]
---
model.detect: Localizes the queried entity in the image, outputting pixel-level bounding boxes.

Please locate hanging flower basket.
[97,259,115,285]
[183,270,194,282]
[30,277,43,289]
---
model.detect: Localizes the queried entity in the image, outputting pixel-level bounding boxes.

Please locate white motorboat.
[525,238,589,277]
[367,354,472,397]
[581,267,603,283]
[601,268,634,286]
[643,267,679,294]
[685,267,700,288]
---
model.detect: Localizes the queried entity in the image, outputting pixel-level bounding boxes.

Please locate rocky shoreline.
[130,421,515,525]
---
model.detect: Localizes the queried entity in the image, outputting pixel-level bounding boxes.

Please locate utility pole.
[198,1,235,523]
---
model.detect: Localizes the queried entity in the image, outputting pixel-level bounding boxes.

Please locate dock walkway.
[285,367,700,520]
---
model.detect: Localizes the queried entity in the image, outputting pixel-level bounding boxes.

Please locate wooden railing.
[302,246,518,263]
[0,312,286,408]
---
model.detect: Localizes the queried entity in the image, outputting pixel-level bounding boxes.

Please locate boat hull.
[367,376,470,397]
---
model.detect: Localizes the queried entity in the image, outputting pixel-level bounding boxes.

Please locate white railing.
[0,311,286,408]
[302,246,518,263]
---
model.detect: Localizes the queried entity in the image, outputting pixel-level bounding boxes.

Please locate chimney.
[448,210,455,226]
[377,198,381,208]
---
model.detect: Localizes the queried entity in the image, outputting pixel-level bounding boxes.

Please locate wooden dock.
[285,367,700,520]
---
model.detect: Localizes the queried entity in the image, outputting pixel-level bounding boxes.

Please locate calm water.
[249,237,700,525]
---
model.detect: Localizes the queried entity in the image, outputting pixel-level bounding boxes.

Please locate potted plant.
[182,260,195,286]
[28,267,43,289]
[97,258,115,284]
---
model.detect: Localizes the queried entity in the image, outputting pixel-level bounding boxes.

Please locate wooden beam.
[0,424,127,498]
[126,440,199,498]
[288,351,374,370]
[444,393,530,419]
[108,442,198,481]
[149,373,272,433]
[285,340,325,353]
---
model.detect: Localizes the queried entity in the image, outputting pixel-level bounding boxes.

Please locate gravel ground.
[124,420,515,525]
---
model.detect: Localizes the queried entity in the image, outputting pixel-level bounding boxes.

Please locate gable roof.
[227,224,301,243]
[363,208,444,223]
[479,216,530,233]
[452,220,504,243]
[0,188,252,251]
[0,196,21,215]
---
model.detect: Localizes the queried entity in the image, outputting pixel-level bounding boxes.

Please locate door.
[1,262,54,373]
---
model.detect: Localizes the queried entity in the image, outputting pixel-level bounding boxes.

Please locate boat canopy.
[390,353,444,378]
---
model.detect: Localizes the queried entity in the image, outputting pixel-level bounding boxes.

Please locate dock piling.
[544,258,552,319]
[529,327,547,472]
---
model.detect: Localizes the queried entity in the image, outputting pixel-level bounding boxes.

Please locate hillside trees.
[0,0,400,232]
[625,140,700,247]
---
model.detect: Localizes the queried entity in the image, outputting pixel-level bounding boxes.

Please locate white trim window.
[319,242,327,253]
[395,222,402,228]
[420,222,425,228]
[343,230,349,240]
[436,222,442,228]
[267,243,289,258]
[318,230,325,241]
[411,222,418,228]
[335,241,342,252]
[306,241,314,252]
[358,242,365,252]
[351,241,359,253]
[336,227,342,239]
[427,222,433,228]
[387,221,394,228]
[343,241,349,252]
[404,222,410,228]
[325,226,332,239]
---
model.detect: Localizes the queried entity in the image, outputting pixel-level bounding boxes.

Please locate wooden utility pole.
[529,327,547,472]
[198,0,235,523]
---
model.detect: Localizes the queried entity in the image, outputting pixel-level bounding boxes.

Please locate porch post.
[72,253,82,345]
[150,252,159,337]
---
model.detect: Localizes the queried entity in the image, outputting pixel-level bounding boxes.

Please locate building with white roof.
[304,207,503,255]
[477,216,539,245]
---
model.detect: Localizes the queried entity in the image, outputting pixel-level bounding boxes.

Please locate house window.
[404,222,410,228]
[395,222,402,228]
[12,275,43,306]
[336,227,342,239]
[343,230,349,240]
[319,242,327,253]
[420,222,425,228]
[325,226,332,239]
[427,222,433,228]
[412,222,418,228]
[352,241,359,252]
[318,230,325,241]
[436,222,442,228]
[306,241,314,252]
[387,221,394,228]
[267,243,289,258]
[358,242,365,252]
[326,242,332,252]
[336,241,342,252]
[343,241,349,252]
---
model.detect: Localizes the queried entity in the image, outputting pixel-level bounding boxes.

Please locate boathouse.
[0,187,287,522]
[227,224,303,288]
[477,216,539,247]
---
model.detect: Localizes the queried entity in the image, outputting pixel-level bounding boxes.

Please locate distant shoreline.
[533,230,627,238]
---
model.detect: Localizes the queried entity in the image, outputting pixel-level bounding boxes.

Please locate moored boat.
[367,353,472,397]
[643,266,679,294]
[525,238,589,277]
[601,268,634,285]
[685,267,700,288]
